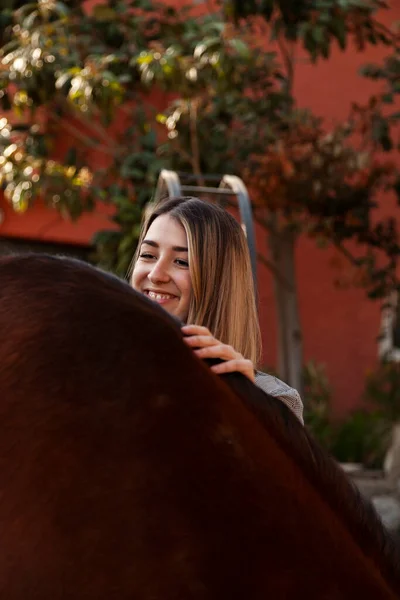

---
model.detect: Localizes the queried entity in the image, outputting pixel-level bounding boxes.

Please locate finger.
[183,335,220,348]
[210,359,255,382]
[194,344,240,361]
[181,324,212,337]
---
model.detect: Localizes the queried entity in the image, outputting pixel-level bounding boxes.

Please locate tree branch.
[333,240,361,267]
[254,213,273,230]
[189,98,206,187]
[170,138,196,167]
[49,112,121,157]
[56,96,118,148]
[277,35,295,95]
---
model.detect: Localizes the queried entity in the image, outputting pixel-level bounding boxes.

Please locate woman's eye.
[176,259,189,267]
[139,253,155,260]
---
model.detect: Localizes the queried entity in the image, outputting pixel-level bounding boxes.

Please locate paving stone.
[371,496,400,531]
[342,465,400,532]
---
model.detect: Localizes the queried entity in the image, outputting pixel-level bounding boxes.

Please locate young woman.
[130,196,303,423]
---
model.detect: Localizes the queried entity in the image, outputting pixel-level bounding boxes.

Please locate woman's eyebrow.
[142,239,188,252]
[142,239,157,248]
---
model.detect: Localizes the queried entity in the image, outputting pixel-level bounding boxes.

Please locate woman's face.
[131,214,192,322]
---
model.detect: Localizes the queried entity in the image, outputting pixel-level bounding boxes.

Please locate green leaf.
[228,38,251,59]
[312,26,325,46]
[260,0,274,20]
[330,18,347,50]
[193,37,220,59]
[92,5,117,22]
[320,41,330,59]
[141,129,156,150]
[303,31,318,62]
[136,53,154,66]
[117,233,135,254]
[382,93,393,104]
[55,72,72,90]
[371,116,393,151]
[54,2,70,18]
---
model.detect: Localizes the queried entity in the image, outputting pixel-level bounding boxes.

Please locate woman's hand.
[182,324,255,383]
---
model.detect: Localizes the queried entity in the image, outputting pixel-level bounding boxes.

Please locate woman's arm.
[182,324,304,424]
[254,372,304,424]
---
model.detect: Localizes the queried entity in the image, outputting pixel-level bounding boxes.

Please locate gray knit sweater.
[254,372,304,425]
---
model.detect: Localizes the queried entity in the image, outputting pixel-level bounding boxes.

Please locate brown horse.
[0,253,399,599]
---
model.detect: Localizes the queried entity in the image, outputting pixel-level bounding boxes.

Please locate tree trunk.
[268,220,303,397]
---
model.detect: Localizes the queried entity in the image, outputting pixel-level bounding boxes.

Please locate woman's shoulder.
[254,371,304,425]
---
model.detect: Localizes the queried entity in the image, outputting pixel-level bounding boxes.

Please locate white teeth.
[148,291,174,300]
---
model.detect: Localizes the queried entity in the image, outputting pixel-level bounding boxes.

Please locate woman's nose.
[148,261,170,283]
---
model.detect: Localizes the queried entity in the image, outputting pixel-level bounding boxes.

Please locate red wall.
[290,5,400,414]
[1,0,399,415]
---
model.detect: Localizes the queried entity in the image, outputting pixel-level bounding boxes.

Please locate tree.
[0,0,399,394]
[215,0,400,392]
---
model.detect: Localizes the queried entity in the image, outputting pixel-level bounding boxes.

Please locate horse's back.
[0,254,399,599]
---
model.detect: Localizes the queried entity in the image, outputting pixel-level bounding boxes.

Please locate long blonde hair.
[130,196,262,366]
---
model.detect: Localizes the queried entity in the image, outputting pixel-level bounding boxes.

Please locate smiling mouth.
[145,290,177,301]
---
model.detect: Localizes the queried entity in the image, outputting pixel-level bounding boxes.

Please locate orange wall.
[1,1,399,415]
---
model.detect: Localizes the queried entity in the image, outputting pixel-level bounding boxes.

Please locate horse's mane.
[1,252,399,593]
[219,368,400,590]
